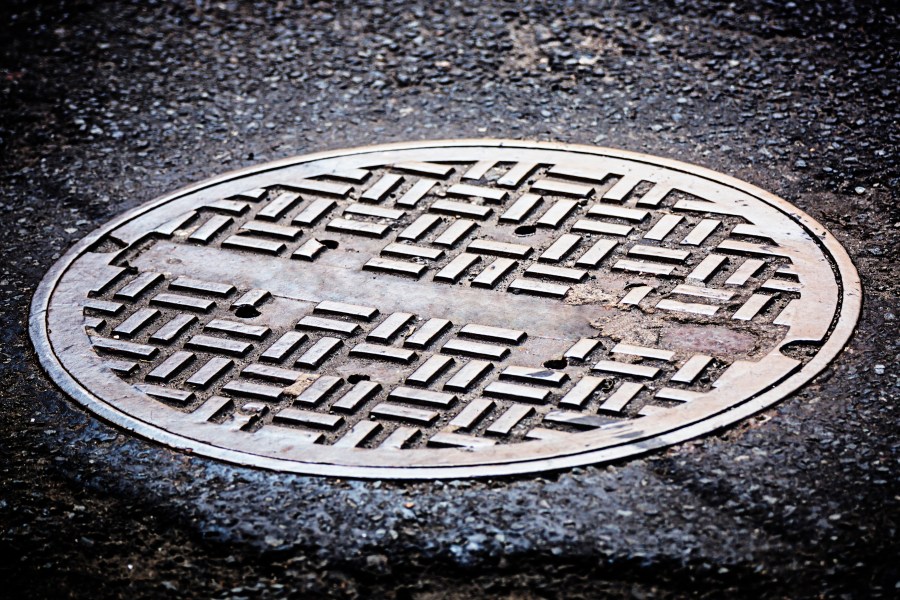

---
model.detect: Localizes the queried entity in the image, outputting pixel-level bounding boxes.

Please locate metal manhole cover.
[30,140,861,478]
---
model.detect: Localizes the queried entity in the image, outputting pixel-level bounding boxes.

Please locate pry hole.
[514,225,536,236]
[233,305,260,318]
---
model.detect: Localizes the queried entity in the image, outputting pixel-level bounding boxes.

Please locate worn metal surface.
[30,140,861,478]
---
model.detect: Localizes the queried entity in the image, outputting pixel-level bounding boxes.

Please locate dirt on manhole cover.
[30,140,861,478]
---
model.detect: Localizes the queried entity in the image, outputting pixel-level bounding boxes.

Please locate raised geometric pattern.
[31,140,858,478]
[83,156,805,450]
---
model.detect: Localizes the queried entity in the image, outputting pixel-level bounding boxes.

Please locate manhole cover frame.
[29,139,862,479]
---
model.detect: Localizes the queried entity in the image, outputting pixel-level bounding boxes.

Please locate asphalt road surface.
[1,1,897,598]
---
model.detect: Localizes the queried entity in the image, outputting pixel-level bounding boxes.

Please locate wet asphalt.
[1,1,898,598]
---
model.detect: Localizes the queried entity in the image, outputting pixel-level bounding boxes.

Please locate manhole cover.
[31,140,861,478]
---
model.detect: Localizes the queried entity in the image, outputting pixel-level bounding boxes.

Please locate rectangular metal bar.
[564,339,600,361]
[241,363,304,384]
[398,214,442,240]
[500,365,569,386]
[531,179,593,197]
[114,272,164,301]
[393,161,455,177]
[256,191,300,220]
[687,254,728,282]
[146,351,195,382]
[536,199,579,228]
[592,360,659,378]
[274,408,343,429]
[628,244,690,262]
[396,179,437,207]
[223,380,285,401]
[732,294,773,321]
[288,179,353,197]
[670,354,713,383]
[149,314,197,344]
[170,277,235,297]
[360,173,404,202]
[486,404,535,435]
[433,219,477,246]
[297,316,360,335]
[344,203,405,220]
[587,204,648,221]
[458,324,526,344]
[428,432,497,449]
[611,343,675,361]
[471,258,517,289]
[656,299,720,316]
[671,284,734,302]
[378,426,420,449]
[381,243,444,260]
[575,239,618,268]
[135,384,194,404]
[238,221,300,241]
[725,258,766,286]
[404,318,452,348]
[205,319,271,339]
[294,375,343,405]
[363,257,427,278]
[222,235,286,254]
[524,264,587,282]
[483,382,550,403]
[292,198,335,225]
[681,219,721,245]
[332,421,382,448]
[612,259,675,277]
[507,279,570,298]
[367,312,415,343]
[448,397,495,429]
[559,376,606,408]
[326,218,391,238]
[539,234,581,263]
[314,301,379,320]
[441,339,509,360]
[331,380,382,412]
[349,343,418,364]
[113,308,159,338]
[406,355,455,386]
[372,403,438,425]
[444,360,493,391]
[388,386,457,408]
[295,337,343,368]
[150,293,216,312]
[499,193,542,223]
[448,183,509,203]
[572,219,632,236]
[91,337,159,359]
[598,381,644,412]
[497,162,538,187]
[186,356,234,387]
[188,215,232,243]
[260,331,307,362]
[430,200,493,220]
[643,214,683,241]
[434,253,481,283]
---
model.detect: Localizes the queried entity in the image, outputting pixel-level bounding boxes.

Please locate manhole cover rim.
[30,139,862,479]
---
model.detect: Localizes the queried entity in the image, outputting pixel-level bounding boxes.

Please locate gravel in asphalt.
[1,1,897,598]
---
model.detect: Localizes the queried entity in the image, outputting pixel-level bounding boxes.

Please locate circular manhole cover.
[31,140,861,478]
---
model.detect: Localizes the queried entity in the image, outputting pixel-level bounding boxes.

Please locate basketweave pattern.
[82,158,805,450]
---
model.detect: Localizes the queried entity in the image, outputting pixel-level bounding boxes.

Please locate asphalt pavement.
[1,1,897,598]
